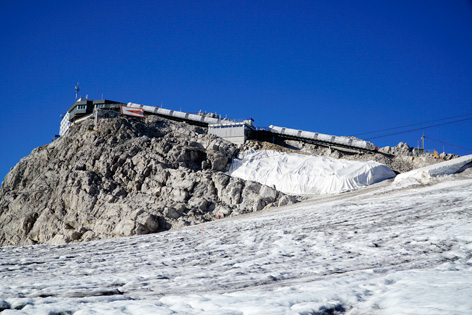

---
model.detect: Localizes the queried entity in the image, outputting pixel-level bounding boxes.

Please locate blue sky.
[1,0,472,182]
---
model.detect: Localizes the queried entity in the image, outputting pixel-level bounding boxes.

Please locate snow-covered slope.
[1,171,471,314]
[228,150,396,194]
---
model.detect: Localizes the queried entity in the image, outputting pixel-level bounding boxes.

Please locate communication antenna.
[75,82,80,101]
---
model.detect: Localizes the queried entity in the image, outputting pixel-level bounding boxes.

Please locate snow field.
[1,173,472,314]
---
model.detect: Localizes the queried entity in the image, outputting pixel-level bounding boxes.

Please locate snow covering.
[228,150,396,195]
[1,171,472,314]
[394,154,472,186]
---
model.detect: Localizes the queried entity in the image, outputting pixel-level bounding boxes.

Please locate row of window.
[76,103,116,108]
[75,104,117,110]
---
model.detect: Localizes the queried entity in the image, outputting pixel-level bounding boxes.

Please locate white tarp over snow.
[394,154,472,186]
[228,150,396,195]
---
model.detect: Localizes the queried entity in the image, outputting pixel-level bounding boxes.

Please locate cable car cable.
[365,117,472,140]
[354,112,472,136]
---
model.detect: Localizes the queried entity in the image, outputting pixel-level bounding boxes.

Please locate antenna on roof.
[75,82,80,101]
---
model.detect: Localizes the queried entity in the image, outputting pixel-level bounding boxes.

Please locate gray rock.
[259,185,278,205]
[164,207,182,219]
[278,195,298,207]
[0,115,287,247]
[47,234,70,245]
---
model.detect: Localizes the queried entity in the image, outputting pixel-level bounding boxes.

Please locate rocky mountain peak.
[0,115,289,246]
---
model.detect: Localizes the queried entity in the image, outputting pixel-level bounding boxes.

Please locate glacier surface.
[1,167,471,314]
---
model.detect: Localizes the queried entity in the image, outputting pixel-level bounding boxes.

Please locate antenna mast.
[75,82,80,101]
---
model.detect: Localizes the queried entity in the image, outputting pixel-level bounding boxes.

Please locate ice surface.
[228,150,396,194]
[1,173,471,314]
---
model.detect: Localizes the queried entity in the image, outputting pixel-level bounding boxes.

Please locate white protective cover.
[228,150,396,195]
[394,154,472,185]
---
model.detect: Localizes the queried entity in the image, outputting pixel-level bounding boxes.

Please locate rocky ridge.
[0,115,290,247]
[1,114,457,247]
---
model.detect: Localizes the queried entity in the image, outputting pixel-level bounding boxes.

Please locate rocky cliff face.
[0,115,289,247]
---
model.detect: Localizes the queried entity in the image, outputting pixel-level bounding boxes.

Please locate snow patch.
[228,150,396,195]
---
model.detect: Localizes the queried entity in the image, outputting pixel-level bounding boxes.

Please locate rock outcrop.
[0,115,287,246]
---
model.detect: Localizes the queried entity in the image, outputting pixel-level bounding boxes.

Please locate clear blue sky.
[1,0,472,182]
